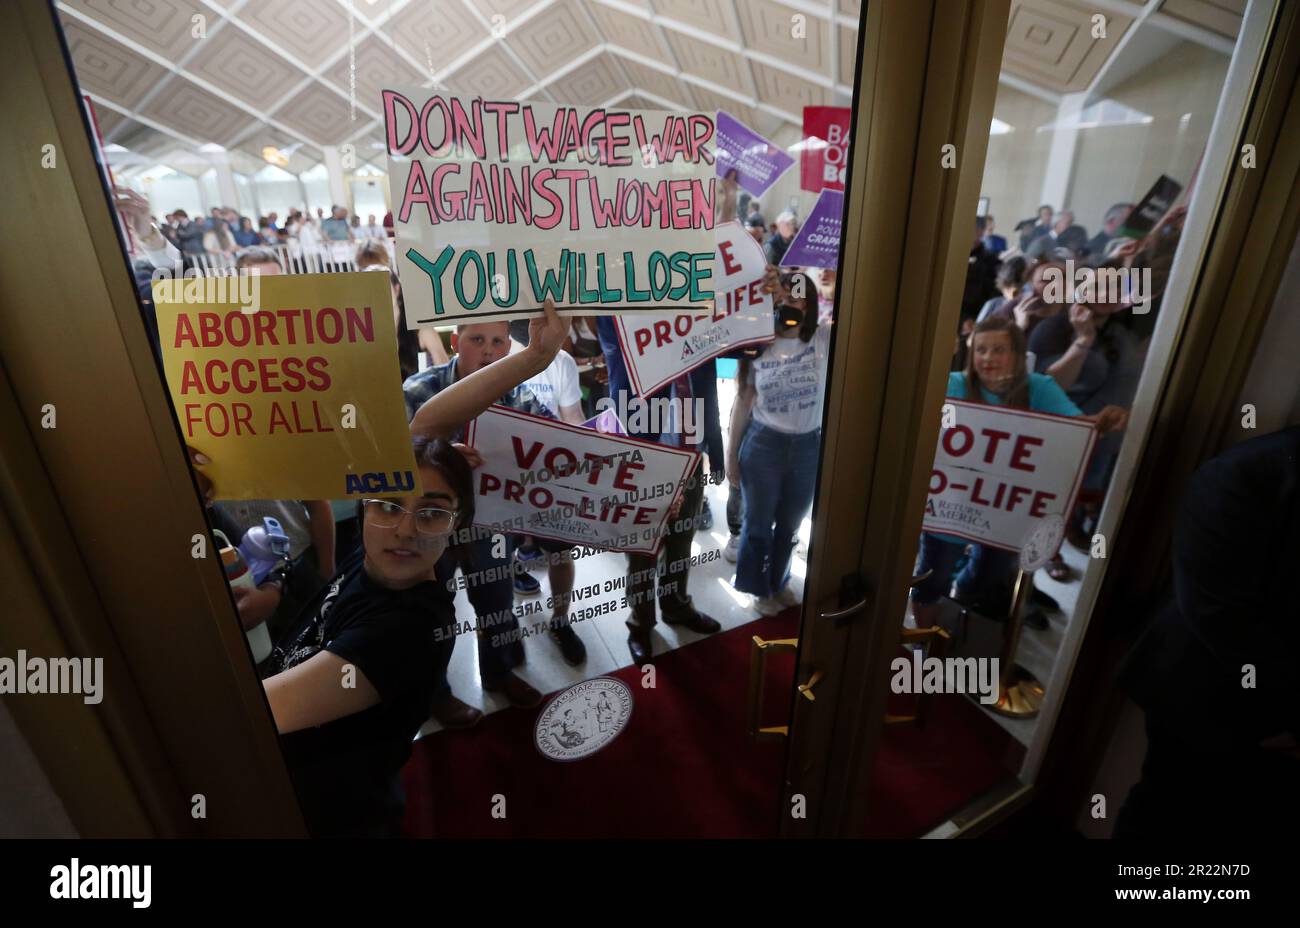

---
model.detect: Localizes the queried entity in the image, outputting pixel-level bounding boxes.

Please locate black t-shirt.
[262,553,455,836]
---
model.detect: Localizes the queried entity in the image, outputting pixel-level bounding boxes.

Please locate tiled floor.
[908,539,1092,747]
[416,477,806,738]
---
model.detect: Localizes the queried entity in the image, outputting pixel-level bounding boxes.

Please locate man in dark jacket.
[1116,427,1300,838]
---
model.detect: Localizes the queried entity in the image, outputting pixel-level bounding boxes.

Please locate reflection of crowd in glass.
[915,200,1185,631]
[116,181,834,835]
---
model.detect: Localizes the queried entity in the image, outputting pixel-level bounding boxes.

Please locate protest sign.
[153,272,418,500]
[800,106,851,192]
[614,219,774,397]
[922,401,1096,553]
[1117,174,1183,239]
[383,88,716,326]
[781,189,843,268]
[715,110,795,197]
[465,406,700,554]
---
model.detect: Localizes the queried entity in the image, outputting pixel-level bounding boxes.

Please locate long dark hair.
[779,271,820,343]
[741,271,820,386]
[963,316,1030,409]
[355,437,474,544]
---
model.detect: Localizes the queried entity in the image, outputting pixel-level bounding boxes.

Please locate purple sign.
[780,189,844,269]
[715,110,795,197]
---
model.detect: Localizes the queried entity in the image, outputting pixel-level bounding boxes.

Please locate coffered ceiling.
[57,0,1240,179]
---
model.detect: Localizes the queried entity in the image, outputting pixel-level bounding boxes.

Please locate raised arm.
[409,300,568,439]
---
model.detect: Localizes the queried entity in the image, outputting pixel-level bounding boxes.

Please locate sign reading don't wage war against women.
[383,89,716,326]
[153,272,418,501]
[922,401,1097,554]
[466,406,700,555]
[615,219,775,398]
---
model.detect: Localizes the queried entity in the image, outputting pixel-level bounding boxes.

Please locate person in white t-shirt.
[727,270,831,616]
[509,336,585,424]
[361,214,386,240]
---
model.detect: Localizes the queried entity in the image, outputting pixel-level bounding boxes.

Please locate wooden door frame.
[782,0,1010,837]
[1020,0,1300,835]
[0,0,304,837]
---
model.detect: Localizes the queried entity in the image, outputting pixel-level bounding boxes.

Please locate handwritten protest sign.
[715,110,794,197]
[781,189,843,268]
[383,89,716,326]
[465,406,700,554]
[153,272,418,500]
[614,219,774,397]
[800,106,851,193]
[922,401,1096,553]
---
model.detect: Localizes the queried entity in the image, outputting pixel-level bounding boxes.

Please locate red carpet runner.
[402,610,1016,838]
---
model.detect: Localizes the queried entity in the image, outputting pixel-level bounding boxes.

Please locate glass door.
[39,0,917,838]
[783,0,1279,837]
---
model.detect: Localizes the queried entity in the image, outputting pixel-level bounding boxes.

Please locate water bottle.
[214,529,272,663]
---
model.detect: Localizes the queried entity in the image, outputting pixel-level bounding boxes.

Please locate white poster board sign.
[922,401,1096,553]
[465,406,700,554]
[383,89,716,326]
[614,219,774,397]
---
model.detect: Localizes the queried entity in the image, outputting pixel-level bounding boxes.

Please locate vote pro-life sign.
[922,401,1097,553]
[614,219,775,397]
[383,88,716,326]
[466,406,700,554]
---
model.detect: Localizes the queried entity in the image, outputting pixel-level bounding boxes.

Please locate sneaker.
[513,571,541,596]
[514,545,544,572]
[724,534,740,563]
[775,586,801,607]
[548,622,587,666]
[795,539,809,560]
[696,499,714,531]
[753,595,785,617]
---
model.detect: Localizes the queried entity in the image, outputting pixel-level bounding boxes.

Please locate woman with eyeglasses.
[256,301,569,837]
[727,270,831,616]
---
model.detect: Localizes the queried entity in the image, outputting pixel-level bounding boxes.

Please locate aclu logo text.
[345,470,416,495]
[50,859,150,908]
[890,652,1000,705]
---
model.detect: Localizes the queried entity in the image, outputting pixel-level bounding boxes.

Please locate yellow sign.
[153,271,418,500]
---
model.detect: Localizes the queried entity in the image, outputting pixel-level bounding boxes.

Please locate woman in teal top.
[912,316,1124,629]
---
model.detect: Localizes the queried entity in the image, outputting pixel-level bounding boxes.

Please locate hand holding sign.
[1092,404,1129,434]
[525,298,568,370]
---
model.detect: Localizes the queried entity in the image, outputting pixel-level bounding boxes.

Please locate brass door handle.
[819,596,868,624]
[748,635,798,740]
[798,670,824,701]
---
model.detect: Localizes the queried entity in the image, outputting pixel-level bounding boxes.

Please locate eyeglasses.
[361,499,457,535]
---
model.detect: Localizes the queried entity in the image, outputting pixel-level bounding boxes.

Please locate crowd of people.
[919,200,1186,630]
[115,180,833,835]
[113,173,1197,835]
[153,202,394,269]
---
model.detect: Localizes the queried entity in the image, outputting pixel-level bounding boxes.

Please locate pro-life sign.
[614,219,774,397]
[922,401,1096,553]
[465,406,701,554]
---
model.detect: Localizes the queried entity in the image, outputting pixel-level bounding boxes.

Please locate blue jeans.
[432,537,521,696]
[910,534,1013,605]
[734,423,820,597]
